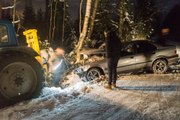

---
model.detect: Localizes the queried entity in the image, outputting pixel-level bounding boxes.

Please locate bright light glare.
[52,60,63,71]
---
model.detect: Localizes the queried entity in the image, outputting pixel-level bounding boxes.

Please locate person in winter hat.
[104,25,122,89]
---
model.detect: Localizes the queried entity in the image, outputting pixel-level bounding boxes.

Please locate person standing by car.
[104,26,122,89]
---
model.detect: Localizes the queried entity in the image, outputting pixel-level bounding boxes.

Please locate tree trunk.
[79,0,83,35]
[62,0,66,45]
[87,0,99,40]
[76,0,92,63]
[13,0,17,26]
[0,0,2,19]
[51,1,58,44]
[48,2,53,42]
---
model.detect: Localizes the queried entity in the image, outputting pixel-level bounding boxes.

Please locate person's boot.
[111,82,117,89]
[104,83,112,90]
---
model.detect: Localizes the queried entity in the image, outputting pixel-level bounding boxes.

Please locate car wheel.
[86,68,103,81]
[152,59,168,74]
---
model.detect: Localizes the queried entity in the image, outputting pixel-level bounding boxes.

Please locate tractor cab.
[0,20,18,47]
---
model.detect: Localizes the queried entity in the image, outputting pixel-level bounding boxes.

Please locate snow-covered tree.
[23,3,36,29]
[87,0,121,47]
[119,0,158,41]
[76,0,92,63]
[89,0,113,47]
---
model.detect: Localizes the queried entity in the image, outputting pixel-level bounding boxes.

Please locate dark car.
[75,40,179,81]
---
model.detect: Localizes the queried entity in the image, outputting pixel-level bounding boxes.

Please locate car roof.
[126,40,152,43]
[125,39,158,45]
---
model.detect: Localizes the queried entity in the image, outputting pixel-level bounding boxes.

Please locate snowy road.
[0,73,179,120]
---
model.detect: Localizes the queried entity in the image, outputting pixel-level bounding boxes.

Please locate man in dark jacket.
[104,28,122,89]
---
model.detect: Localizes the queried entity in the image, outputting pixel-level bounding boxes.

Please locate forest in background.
[0,0,179,63]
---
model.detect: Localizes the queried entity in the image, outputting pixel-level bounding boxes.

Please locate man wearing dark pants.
[104,27,122,89]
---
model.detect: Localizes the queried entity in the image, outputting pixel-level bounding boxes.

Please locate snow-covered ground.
[0,73,179,120]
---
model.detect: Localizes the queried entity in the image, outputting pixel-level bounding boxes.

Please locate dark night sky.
[2,0,79,20]
[3,0,46,13]
[2,0,180,21]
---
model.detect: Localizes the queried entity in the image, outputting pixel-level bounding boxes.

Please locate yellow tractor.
[23,29,42,64]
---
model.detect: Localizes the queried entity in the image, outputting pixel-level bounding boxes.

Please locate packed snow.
[0,72,180,120]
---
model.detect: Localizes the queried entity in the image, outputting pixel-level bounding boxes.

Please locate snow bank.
[0,73,94,120]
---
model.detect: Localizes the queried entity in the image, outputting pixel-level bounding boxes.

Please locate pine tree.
[131,0,158,39]
[118,0,158,41]
[90,0,111,47]
[36,8,43,24]
[88,0,120,47]
[23,4,36,29]
[36,8,45,40]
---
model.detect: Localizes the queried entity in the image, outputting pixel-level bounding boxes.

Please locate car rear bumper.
[168,55,179,65]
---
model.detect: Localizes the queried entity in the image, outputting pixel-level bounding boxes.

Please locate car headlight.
[74,65,91,74]
[74,67,84,74]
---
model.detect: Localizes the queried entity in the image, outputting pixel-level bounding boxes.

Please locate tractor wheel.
[0,54,44,107]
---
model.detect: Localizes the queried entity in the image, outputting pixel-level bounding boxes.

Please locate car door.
[133,41,157,70]
[117,42,138,73]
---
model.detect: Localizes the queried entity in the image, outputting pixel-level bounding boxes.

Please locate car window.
[121,42,136,56]
[136,41,157,53]
[0,24,9,43]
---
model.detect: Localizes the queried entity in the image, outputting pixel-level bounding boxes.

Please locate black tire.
[86,68,103,81]
[0,54,44,107]
[152,59,168,74]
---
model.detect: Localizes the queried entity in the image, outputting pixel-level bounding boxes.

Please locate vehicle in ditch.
[75,40,179,81]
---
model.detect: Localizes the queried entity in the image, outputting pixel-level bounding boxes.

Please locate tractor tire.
[0,54,44,108]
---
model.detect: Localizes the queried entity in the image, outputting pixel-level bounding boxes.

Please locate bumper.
[73,65,91,75]
[168,55,179,65]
